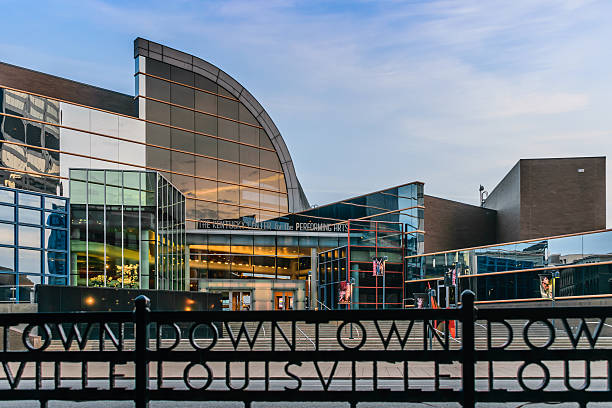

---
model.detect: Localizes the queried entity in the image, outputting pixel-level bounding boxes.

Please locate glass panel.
[46,251,67,276]
[241,187,259,209]
[195,74,217,93]
[0,223,14,245]
[260,150,281,171]
[239,104,258,126]
[105,207,123,287]
[0,204,14,222]
[171,83,194,108]
[194,134,217,157]
[0,189,14,204]
[19,193,41,208]
[195,113,218,137]
[195,92,217,114]
[218,140,239,162]
[259,129,274,149]
[123,209,140,288]
[0,247,15,271]
[146,76,170,100]
[18,225,41,247]
[218,182,239,206]
[45,197,67,212]
[240,145,259,167]
[240,166,259,188]
[218,118,239,141]
[18,249,41,273]
[123,172,141,205]
[171,106,194,130]
[18,208,41,225]
[218,98,239,120]
[45,228,68,251]
[218,162,239,183]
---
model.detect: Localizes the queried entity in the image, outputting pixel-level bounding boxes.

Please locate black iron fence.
[1,291,611,407]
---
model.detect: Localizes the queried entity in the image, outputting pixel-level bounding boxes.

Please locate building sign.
[197,218,348,232]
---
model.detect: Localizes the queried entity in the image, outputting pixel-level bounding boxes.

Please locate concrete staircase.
[43,318,612,352]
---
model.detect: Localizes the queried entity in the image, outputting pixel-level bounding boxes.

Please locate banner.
[539,274,553,299]
[338,281,352,304]
[372,258,385,276]
[414,293,428,309]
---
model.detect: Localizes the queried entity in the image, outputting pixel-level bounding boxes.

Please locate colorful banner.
[372,258,385,276]
[338,280,352,304]
[539,274,553,299]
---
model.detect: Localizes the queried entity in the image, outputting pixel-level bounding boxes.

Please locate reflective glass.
[0,205,14,222]
[45,197,67,212]
[259,130,274,149]
[0,223,14,245]
[0,247,14,271]
[260,150,281,171]
[195,113,217,136]
[218,119,239,141]
[19,208,41,225]
[218,162,239,183]
[218,98,239,120]
[195,156,217,179]
[146,58,171,79]
[171,65,194,86]
[171,83,194,108]
[218,140,239,162]
[46,251,67,276]
[19,225,41,248]
[218,203,239,220]
[239,145,259,167]
[0,189,14,204]
[18,249,41,273]
[195,75,217,93]
[146,76,170,100]
[147,100,170,123]
[195,92,217,114]
[44,228,68,251]
[240,166,259,188]
[194,134,217,157]
[19,193,41,208]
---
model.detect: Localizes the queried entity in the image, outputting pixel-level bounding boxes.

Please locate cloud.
[2,0,611,223]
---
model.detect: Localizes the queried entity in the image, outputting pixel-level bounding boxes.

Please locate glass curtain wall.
[0,88,61,195]
[405,229,612,303]
[0,186,69,303]
[70,169,186,291]
[138,57,288,225]
[188,233,345,291]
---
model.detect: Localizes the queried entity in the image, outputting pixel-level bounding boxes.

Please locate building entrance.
[274,291,294,310]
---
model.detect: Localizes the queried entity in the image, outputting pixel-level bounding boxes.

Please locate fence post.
[134,295,150,408]
[460,290,476,408]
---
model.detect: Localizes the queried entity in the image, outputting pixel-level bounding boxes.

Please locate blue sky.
[2,0,611,223]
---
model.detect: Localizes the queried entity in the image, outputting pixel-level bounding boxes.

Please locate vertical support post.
[134,295,150,408]
[461,290,476,408]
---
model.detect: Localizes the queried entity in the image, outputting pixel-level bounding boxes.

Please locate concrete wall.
[483,161,521,243]
[520,157,606,239]
[0,303,37,313]
[424,195,497,252]
[0,61,136,116]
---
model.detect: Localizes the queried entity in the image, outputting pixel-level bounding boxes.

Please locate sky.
[1,0,611,223]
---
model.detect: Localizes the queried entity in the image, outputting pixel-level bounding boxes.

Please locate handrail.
[295,324,316,348]
[315,299,332,311]
[431,326,462,344]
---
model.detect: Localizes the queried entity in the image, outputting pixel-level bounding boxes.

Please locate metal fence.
[1,291,611,407]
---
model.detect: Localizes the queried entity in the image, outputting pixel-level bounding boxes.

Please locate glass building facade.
[70,169,186,291]
[0,88,61,195]
[405,229,612,303]
[135,41,309,227]
[0,186,69,303]
[304,183,424,310]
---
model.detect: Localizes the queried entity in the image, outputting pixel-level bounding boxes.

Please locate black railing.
[1,291,611,407]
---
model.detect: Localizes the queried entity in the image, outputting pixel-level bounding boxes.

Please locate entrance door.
[274,291,294,310]
[231,291,252,311]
